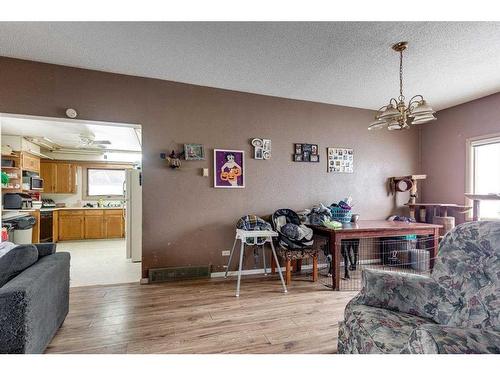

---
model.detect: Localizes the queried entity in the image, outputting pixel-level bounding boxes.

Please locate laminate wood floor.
[45,276,357,354]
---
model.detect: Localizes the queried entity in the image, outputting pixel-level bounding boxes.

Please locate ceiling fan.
[78,132,112,148]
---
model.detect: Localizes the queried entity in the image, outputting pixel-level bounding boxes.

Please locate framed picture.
[184,144,205,160]
[214,149,245,188]
[327,147,353,173]
[254,147,263,160]
[251,138,271,160]
[293,143,319,163]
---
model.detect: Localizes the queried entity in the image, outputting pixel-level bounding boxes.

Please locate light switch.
[202,168,209,177]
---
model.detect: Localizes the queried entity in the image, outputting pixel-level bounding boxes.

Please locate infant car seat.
[271,209,314,250]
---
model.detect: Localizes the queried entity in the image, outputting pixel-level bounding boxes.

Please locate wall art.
[327,147,353,173]
[214,149,245,188]
[293,143,319,163]
[184,143,205,160]
[251,138,271,160]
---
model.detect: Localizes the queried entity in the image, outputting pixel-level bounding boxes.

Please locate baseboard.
[211,263,327,278]
[211,259,379,278]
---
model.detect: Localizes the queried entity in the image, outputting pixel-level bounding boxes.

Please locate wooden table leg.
[296,259,302,272]
[285,259,291,285]
[312,256,318,282]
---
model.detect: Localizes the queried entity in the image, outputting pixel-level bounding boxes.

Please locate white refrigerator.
[125,169,142,262]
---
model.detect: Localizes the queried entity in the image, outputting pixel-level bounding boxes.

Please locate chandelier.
[368,42,436,131]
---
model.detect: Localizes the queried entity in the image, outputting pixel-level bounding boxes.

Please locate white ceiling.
[1,116,141,152]
[0,22,499,110]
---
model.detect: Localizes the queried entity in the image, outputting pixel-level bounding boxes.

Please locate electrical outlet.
[222,250,231,256]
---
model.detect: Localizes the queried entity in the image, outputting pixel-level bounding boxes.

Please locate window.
[467,135,500,219]
[87,168,126,197]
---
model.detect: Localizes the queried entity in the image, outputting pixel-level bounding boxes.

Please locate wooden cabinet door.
[84,215,104,239]
[40,162,57,193]
[52,210,59,242]
[104,215,125,238]
[21,153,40,173]
[58,216,84,241]
[55,163,75,193]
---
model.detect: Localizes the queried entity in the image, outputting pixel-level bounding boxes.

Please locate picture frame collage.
[294,143,319,162]
[327,147,353,173]
[251,138,272,160]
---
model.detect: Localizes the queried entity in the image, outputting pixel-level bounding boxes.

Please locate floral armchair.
[338,221,500,354]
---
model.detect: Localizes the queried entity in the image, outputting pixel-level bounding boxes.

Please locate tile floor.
[56,239,141,287]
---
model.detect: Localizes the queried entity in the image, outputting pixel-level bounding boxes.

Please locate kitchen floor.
[56,239,141,287]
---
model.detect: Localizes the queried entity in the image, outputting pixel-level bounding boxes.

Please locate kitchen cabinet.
[21,152,40,173]
[56,209,125,241]
[52,210,59,242]
[58,211,84,241]
[40,162,77,193]
[104,210,125,238]
[40,162,57,193]
[55,163,77,193]
[84,211,105,239]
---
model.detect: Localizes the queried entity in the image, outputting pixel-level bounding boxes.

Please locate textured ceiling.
[0,22,499,110]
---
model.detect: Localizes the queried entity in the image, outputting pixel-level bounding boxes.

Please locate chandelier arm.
[408,95,424,106]
[389,98,399,107]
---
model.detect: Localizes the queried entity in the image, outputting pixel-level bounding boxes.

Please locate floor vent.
[149,265,210,283]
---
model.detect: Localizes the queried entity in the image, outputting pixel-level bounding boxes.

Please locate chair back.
[432,221,500,330]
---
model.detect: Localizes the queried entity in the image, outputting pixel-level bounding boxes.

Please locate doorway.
[0,113,142,287]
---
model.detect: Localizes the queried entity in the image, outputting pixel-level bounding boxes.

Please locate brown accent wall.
[420,92,500,221]
[0,57,419,277]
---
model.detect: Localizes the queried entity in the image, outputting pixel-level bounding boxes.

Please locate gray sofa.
[338,221,500,354]
[0,243,70,354]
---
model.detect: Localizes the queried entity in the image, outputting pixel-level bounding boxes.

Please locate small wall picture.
[293,143,319,163]
[214,149,245,188]
[184,144,205,160]
[327,147,353,173]
[251,138,272,160]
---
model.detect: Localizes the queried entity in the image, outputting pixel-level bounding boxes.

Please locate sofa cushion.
[0,244,39,287]
[431,221,500,329]
[343,301,434,353]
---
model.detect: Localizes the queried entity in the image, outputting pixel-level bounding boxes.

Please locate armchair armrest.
[354,269,445,321]
[404,324,500,354]
[33,243,57,258]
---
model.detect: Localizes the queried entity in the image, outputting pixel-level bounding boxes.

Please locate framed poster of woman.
[214,149,245,188]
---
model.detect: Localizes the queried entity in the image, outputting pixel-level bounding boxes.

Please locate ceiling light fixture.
[368,42,436,131]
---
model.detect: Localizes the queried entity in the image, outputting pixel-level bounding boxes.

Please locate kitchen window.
[86,168,126,197]
[466,134,500,219]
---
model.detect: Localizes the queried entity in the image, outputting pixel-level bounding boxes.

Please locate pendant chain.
[399,49,404,100]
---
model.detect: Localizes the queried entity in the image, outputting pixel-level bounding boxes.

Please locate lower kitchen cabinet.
[58,212,85,241]
[84,212,105,239]
[57,209,124,241]
[104,214,125,238]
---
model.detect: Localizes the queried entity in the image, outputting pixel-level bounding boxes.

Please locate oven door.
[40,211,53,243]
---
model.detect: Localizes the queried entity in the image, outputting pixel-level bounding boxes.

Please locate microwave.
[23,172,44,191]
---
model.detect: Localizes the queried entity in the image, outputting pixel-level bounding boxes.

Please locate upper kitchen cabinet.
[20,152,40,173]
[39,162,57,193]
[40,161,77,194]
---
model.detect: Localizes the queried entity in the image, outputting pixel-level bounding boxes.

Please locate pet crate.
[310,235,437,291]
